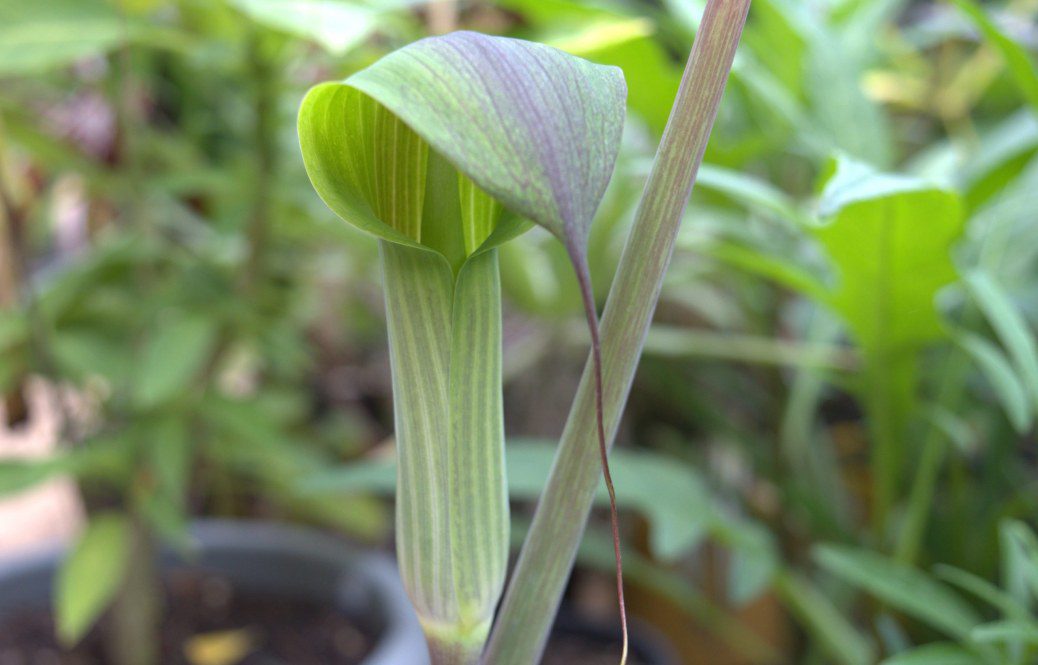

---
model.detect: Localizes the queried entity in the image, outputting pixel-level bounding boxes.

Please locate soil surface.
[0,569,374,664]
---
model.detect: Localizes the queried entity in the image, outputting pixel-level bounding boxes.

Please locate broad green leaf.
[304,440,724,563]
[510,441,716,562]
[815,158,964,517]
[0,0,124,75]
[964,271,1038,410]
[229,0,378,54]
[51,329,135,385]
[56,513,132,645]
[948,0,1038,113]
[0,457,68,496]
[135,315,218,408]
[955,330,1033,433]
[0,436,133,498]
[0,0,189,75]
[881,643,983,665]
[815,544,981,639]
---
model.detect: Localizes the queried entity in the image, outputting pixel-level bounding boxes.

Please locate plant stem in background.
[895,348,971,563]
[243,29,276,294]
[484,1,751,661]
[108,516,160,665]
[0,117,28,426]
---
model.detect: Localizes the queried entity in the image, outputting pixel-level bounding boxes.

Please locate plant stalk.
[0,115,29,426]
[381,241,508,664]
[484,1,751,660]
[107,516,161,665]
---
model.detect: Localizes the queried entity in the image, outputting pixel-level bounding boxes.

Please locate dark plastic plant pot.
[0,519,429,664]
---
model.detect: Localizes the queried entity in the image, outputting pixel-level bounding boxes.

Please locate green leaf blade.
[964,270,1038,411]
[814,544,981,640]
[56,513,132,646]
[948,0,1038,113]
[816,159,964,356]
[230,0,378,55]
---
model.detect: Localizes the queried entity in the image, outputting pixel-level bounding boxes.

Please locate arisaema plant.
[298,1,750,661]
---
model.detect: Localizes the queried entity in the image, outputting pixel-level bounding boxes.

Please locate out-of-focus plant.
[0,1,399,663]
[817,519,1038,665]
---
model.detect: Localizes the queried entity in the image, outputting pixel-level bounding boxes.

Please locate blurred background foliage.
[0,0,1037,663]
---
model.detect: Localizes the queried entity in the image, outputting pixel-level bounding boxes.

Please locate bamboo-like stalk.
[484,1,751,660]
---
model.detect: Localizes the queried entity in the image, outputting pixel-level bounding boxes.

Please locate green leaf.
[56,513,132,645]
[1001,520,1038,605]
[0,0,124,75]
[707,241,829,303]
[964,271,1038,411]
[305,440,726,563]
[881,643,983,665]
[140,417,194,545]
[948,0,1038,113]
[0,457,68,496]
[773,572,875,665]
[971,621,1038,646]
[815,157,964,520]
[229,0,378,54]
[814,544,981,639]
[955,330,1033,433]
[135,315,218,408]
[935,564,1032,622]
[696,163,808,227]
[510,441,716,561]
